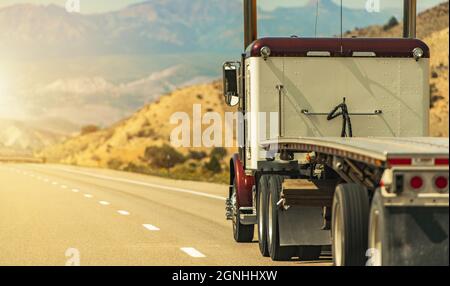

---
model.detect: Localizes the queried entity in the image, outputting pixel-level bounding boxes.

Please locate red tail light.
[388,158,412,166]
[434,176,448,190]
[435,158,449,166]
[410,176,424,190]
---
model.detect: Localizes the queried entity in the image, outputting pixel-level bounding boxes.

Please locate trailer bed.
[261,137,449,167]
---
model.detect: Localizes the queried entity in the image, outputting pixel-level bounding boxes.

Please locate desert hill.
[39,2,449,183]
[38,82,236,183]
[0,119,68,158]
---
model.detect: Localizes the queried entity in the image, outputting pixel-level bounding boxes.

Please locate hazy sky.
[0,0,446,13]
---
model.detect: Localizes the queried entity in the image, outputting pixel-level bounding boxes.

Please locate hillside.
[346,2,449,137]
[0,119,67,157]
[0,0,401,127]
[0,0,396,57]
[39,82,237,183]
[38,2,448,183]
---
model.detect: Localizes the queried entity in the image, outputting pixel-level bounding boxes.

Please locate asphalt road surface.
[0,163,332,266]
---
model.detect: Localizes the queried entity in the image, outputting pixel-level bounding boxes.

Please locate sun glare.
[0,69,11,96]
[0,79,5,98]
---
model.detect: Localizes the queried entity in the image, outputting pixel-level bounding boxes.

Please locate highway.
[0,163,332,266]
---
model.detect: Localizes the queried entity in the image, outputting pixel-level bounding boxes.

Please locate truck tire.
[257,175,270,257]
[332,183,370,266]
[368,189,386,266]
[267,175,295,261]
[232,179,254,243]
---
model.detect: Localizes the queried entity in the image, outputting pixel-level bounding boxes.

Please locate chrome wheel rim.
[333,202,344,266]
[231,186,238,231]
[258,191,264,238]
[369,209,382,266]
[267,192,273,249]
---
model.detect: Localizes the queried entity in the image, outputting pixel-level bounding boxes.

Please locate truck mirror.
[223,62,240,107]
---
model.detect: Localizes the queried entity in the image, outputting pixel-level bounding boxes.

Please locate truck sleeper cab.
[224,37,449,265]
[243,37,430,170]
[223,0,448,266]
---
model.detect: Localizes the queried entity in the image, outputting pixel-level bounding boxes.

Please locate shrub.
[188,150,207,160]
[108,159,123,170]
[136,128,156,138]
[204,156,222,173]
[144,144,186,170]
[383,16,399,31]
[210,147,227,160]
[91,155,101,162]
[81,125,100,135]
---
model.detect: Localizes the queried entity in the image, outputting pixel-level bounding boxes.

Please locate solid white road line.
[180,248,206,258]
[99,201,110,206]
[48,166,226,201]
[117,210,130,216]
[143,224,160,231]
[84,194,93,198]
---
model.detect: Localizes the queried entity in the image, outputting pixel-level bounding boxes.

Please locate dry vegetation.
[40,2,449,183]
[39,81,237,183]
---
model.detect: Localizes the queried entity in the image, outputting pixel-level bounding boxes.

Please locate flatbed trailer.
[262,137,449,165]
[256,137,449,266]
[222,0,449,266]
[261,137,449,265]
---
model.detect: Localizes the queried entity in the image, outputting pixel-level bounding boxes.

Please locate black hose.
[327,98,353,137]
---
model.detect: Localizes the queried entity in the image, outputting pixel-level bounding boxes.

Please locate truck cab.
[223,0,448,266]
[240,37,430,170]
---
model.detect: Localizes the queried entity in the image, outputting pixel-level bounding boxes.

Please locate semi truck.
[223,0,449,266]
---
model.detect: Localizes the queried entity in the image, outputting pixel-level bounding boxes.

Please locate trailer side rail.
[261,137,449,168]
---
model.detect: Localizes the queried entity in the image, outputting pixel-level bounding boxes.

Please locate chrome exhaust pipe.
[403,0,417,38]
[243,0,257,49]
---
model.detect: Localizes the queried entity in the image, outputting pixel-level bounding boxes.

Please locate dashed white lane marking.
[72,189,80,193]
[50,167,226,201]
[180,248,206,258]
[61,185,67,189]
[117,210,130,216]
[84,194,93,198]
[99,201,110,206]
[43,179,49,182]
[52,182,58,185]
[143,224,160,231]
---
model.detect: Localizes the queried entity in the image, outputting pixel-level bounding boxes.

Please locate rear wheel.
[332,184,370,266]
[232,180,254,243]
[267,175,295,261]
[257,176,270,256]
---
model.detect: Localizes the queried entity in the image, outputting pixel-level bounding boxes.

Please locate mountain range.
[0,0,428,150]
[0,0,398,58]
[0,119,71,157]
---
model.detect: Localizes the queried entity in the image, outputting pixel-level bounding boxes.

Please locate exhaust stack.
[403,0,417,38]
[244,0,257,49]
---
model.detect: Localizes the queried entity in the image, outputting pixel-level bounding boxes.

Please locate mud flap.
[278,206,331,246]
[384,207,449,266]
